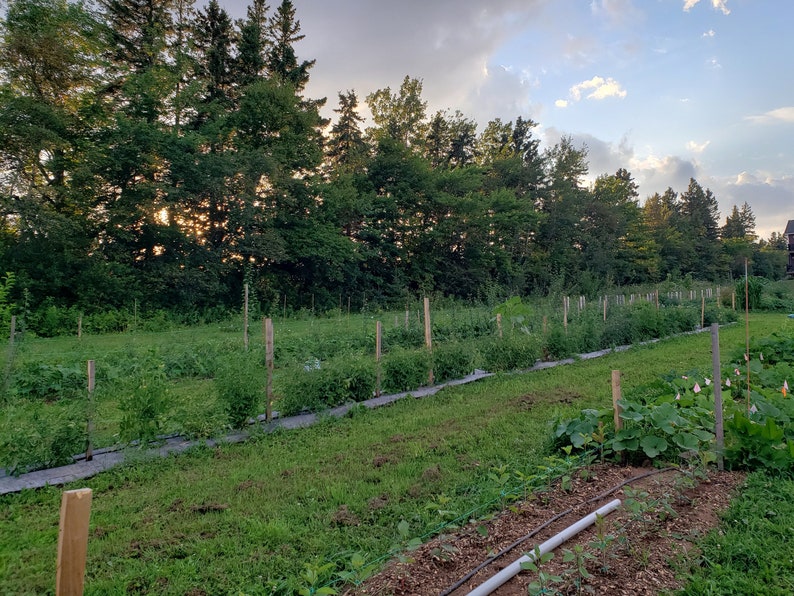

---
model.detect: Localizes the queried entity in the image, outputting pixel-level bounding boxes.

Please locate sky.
[221,0,793,239]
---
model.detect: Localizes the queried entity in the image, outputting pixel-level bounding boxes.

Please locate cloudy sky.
[223,0,793,239]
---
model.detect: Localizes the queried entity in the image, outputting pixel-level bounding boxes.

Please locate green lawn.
[0,313,789,594]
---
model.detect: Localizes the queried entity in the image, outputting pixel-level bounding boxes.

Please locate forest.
[0,0,788,321]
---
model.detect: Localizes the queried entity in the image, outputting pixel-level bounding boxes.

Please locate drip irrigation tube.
[440,467,677,596]
[465,499,622,596]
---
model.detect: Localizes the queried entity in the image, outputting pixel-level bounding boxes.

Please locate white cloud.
[569,76,627,101]
[709,173,794,239]
[702,29,716,38]
[746,107,794,124]
[683,0,730,15]
[707,57,722,69]
[555,99,569,108]
[686,140,710,153]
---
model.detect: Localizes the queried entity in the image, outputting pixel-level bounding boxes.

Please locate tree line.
[0,0,786,317]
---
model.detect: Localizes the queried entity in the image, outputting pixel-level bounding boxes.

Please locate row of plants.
[0,300,736,476]
[554,329,794,473]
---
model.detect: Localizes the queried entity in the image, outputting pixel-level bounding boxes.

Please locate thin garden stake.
[611,370,623,431]
[243,283,249,351]
[375,321,382,398]
[85,361,95,462]
[424,297,434,385]
[744,263,751,395]
[265,318,274,422]
[711,324,724,471]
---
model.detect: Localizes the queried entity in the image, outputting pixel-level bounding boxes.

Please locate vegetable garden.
[2,286,738,476]
[1,305,793,594]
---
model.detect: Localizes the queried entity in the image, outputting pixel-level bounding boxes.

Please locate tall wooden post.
[496,313,503,338]
[375,321,382,398]
[701,293,705,329]
[85,360,95,462]
[611,370,623,431]
[265,318,274,422]
[711,324,724,470]
[423,297,433,385]
[243,283,249,351]
[603,297,607,322]
[77,316,82,340]
[56,488,92,596]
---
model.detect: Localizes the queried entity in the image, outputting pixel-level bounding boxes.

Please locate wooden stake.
[265,318,274,422]
[375,321,382,398]
[496,313,503,338]
[9,315,15,346]
[563,296,568,333]
[78,316,82,340]
[711,324,724,471]
[404,308,409,329]
[611,370,623,431]
[745,258,751,412]
[701,293,705,329]
[85,361,95,462]
[423,297,433,385]
[603,297,607,322]
[655,289,659,310]
[56,488,92,596]
[243,284,250,351]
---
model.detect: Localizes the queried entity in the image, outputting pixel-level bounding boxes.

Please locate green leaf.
[673,432,700,451]
[640,435,669,458]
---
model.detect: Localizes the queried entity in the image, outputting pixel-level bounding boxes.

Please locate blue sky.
[223,0,793,239]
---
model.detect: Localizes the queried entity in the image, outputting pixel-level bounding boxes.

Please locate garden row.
[1,299,736,476]
[555,326,794,473]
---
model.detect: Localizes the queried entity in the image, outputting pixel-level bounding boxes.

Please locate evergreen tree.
[326,90,367,173]
[266,0,314,90]
[678,178,722,279]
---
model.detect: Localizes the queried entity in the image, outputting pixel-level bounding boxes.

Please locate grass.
[676,472,794,595]
[0,313,789,594]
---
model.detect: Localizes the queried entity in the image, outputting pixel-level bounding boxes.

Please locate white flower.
[749,404,758,414]
[725,378,732,387]
[705,378,712,386]
[693,383,701,393]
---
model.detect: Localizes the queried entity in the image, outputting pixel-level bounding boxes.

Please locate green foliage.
[381,347,431,393]
[119,370,170,445]
[431,342,474,382]
[10,361,85,401]
[0,401,85,475]
[214,354,263,428]
[280,355,376,416]
[475,333,540,372]
[492,296,533,333]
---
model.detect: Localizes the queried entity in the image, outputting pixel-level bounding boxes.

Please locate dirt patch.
[189,502,229,514]
[351,464,745,596]
[332,504,362,527]
[511,389,584,409]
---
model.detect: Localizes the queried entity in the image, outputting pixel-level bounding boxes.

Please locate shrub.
[542,324,573,361]
[119,369,170,444]
[381,348,431,393]
[214,354,262,428]
[0,402,85,475]
[432,342,474,382]
[280,356,376,416]
[476,334,540,372]
[11,362,86,401]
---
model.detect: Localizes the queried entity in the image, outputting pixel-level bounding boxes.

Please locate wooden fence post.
[611,370,623,432]
[243,283,249,351]
[701,293,705,329]
[265,318,274,422]
[423,297,433,385]
[563,296,568,333]
[375,321,382,398]
[56,488,92,596]
[603,297,607,322]
[78,315,82,339]
[496,313,503,338]
[711,324,724,471]
[85,361,95,462]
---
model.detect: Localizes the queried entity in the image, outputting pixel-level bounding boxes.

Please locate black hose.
[438,466,678,596]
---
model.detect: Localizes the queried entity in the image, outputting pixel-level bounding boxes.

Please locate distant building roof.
[786,220,794,236]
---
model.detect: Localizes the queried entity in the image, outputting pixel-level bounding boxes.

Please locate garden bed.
[352,464,745,596]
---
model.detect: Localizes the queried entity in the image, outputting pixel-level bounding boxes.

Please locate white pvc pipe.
[465,498,622,596]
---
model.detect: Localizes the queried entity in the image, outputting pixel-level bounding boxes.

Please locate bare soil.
[350,464,745,596]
